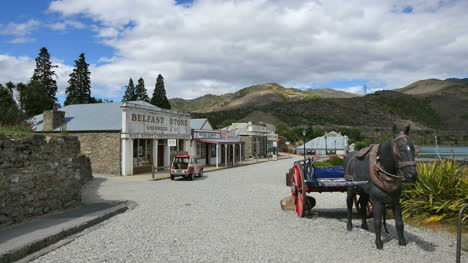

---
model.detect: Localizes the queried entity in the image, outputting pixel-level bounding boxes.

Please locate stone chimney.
[43,104,65,131]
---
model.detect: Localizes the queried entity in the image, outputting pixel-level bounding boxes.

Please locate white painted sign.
[168,139,177,147]
[124,108,191,138]
[273,141,278,147]
[193,130,221,139]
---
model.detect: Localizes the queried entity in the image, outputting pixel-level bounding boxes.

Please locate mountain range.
[170,78,468,137]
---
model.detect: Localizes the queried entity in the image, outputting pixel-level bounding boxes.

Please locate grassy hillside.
[170,83,319,112]
[304,88,360,98]
[397,78,467,95]
[193,90,444,130]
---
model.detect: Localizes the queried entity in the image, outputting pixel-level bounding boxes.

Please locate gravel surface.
[33,157,464,263]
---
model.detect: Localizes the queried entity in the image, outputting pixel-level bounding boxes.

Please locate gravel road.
[33,157,464,263]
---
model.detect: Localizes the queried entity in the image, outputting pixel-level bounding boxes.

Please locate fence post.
[456,204,468,263]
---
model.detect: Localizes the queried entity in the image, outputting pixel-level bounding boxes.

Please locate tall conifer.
[150,74,171,109]
[24,47,58,116]
[135,77,150,102]
[65,53,91,105]
[122,78,137,101]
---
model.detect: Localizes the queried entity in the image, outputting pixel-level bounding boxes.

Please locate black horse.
[344,125,418,249]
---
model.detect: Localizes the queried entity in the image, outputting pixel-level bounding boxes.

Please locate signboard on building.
[193,130,221,139]
[267,133,278,141]
[168,139,177,147]
[122,104,191,139]
[220,130,241,140]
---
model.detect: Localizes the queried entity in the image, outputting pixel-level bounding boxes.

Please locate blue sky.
[1,0,467,105]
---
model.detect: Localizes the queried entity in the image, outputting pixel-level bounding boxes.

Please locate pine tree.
[0,82,25,125]
[135,77,150,102]
[22,47,58,116]
[65,53,91,105]
[150,74,171,109]
[122,78,137,101]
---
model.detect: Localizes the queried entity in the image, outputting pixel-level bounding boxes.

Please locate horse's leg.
[346,187,354,231]
[359,194,369,230]
[372,200,384,249]
[393,203,406,246]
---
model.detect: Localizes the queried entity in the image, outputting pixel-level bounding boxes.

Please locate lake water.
[419,146,468,160]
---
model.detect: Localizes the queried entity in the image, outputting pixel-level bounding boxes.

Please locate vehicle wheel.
[170,175,175,180]
[198,170,203,177]
[190,173,195,181]
[291,163,306,217]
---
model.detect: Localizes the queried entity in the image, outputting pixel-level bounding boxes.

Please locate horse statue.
[344,124,418,249]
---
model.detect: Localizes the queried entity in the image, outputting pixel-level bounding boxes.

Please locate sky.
[1,0,467,105]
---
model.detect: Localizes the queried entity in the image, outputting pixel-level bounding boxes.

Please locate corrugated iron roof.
[297,133,348,150]
[31,101,188,132]
[190,119,209,130]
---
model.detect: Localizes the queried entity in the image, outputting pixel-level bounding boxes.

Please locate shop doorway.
[157,139,165,168]
[133,139,153,174]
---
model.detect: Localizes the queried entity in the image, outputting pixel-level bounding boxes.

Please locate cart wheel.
[170,175,175,180]
[290,164,306,217]
[354,196,373,218]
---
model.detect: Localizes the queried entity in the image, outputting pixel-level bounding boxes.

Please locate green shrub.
[401,160,468,223]
[354,138,372,150]
[327,157,344,166]
[313,161,333,167]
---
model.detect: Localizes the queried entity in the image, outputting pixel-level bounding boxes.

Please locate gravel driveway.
[33,157,464,263]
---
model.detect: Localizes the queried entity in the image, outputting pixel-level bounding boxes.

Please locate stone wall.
[73,132,121,175]
[0,135,92,226]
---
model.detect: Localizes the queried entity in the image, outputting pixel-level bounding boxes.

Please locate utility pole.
[363,84,367,95]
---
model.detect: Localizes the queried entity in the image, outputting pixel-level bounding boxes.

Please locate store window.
[133,139,153,173]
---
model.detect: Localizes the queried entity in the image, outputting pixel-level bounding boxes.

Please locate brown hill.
[304,88,361,98]
[169,83,317,113]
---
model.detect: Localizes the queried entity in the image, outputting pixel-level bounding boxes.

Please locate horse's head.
[391,124,419,182]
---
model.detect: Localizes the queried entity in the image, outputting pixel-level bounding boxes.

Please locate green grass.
[0,124,67,136]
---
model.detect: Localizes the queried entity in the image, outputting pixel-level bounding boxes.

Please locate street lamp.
[302,129,306,161]
[325,135,328,155]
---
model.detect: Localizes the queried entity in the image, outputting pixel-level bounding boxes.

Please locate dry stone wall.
[0,134,92,226]
[73,132,120,175]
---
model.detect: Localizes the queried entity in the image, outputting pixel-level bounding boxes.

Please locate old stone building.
[223,121,277,159]
[32,101,191,176]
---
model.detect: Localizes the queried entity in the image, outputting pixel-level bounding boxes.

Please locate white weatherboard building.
[32,101,191,176]
[296,131,349,156]
[189,119,244,167]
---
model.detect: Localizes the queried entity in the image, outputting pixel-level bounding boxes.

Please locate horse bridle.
[376,134,418,179]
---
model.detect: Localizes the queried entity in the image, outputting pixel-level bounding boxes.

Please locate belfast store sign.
[123,108,191,139]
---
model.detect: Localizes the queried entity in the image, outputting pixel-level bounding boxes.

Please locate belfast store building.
[32,101,191,176]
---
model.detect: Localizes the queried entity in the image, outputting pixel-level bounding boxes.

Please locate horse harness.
[344,134,418,192]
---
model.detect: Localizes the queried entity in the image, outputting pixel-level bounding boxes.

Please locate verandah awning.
[195,138,243,144]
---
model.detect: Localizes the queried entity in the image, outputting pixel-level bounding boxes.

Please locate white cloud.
[0,19,40,36]
[340,86,365,95]
[0,19,40,43]
[10,0,468,99]
[0,55,72,96]
[47,20,86,31]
